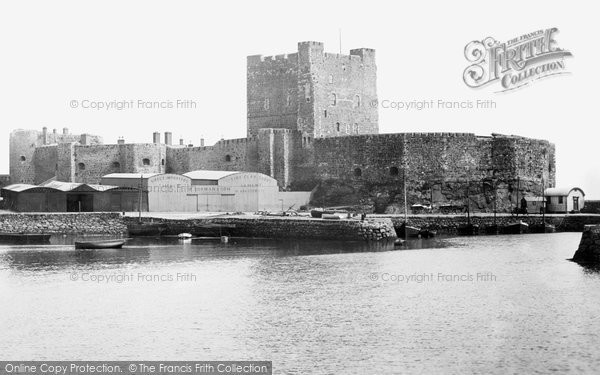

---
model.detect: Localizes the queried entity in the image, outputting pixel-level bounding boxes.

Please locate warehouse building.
[100,170,311,212]
[0,181,137,212]
[2,171,311,213]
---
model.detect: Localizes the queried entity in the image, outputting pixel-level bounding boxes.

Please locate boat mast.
[542,175,546,223]
[493,179,497,227]
[403,161,408,240]
[403,171,408,223]
[466,179,471,225]
[516,177,520,216]
[138,174,143,223]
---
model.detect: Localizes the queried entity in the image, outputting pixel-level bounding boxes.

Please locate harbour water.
[1,234,599,373]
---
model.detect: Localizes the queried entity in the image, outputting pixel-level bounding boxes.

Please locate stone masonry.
[8,42,555,214]
[573,225,600,263]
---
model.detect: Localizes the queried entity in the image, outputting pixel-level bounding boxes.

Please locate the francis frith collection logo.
[463,28,572,92]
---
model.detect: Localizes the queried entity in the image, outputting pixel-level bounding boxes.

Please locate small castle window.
[354,95,361,108]
[331,93,337,106]
[78,162,86,170]
[225,155,232,162]
[286,94,291,107]
[328,75,333,84]
[354,168,362,177]
[390,167,399,176]
[112,162,120,169]
[161,159,165,166]
[324,110,327,118]
[20,155,26,161]
[142,158,150,166]
[336,122,340,132]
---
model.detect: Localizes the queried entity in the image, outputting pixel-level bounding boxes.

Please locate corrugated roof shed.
[2,184,38,192]
[3,181,121,193]
[102,173,160,179]
[183,170,241,181]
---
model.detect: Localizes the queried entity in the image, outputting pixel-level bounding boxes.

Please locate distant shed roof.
[524,196,545,202]
[544,187,585,197]
[41,181,85,191]
[183,170,241,181]
[102,173,160,179]
[2,184,38,193]
[3,181,120,193]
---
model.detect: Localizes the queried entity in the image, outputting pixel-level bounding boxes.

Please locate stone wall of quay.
[126,216,396,241]
[582,200,600,214]
[0,213,127,234]
[378,214,600,233]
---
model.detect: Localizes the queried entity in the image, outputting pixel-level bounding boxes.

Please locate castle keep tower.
[247,41,378,139]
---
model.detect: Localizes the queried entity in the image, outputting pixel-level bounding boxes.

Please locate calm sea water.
[1,234,599,374]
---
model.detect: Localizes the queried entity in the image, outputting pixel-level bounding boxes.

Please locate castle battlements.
[7,41,556,213]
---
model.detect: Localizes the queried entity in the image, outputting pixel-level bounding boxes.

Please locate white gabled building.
[544,187,585,213]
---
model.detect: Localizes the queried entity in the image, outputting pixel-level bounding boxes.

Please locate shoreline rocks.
[572,225,600,263]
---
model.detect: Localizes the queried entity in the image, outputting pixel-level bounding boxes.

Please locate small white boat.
[178,233,193,239]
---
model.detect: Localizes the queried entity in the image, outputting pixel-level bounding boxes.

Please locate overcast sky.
[1,0,598,197]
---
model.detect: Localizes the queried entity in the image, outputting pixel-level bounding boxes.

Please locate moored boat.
[484,225,499,235]
[418,229,437,238]
[501,221,529,234]
[393,238,406,247]
[398,223,421,238]
[530,223,556,233]
[75,239,126,249]
[0,232,51,245]
[310,209,324,218]
[457,223,480,236]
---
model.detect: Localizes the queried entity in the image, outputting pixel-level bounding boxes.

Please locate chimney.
[80,134,88,145]
[179,138,184,146]
[63,127,69,135]
[164,132,172,145]
[117,137,125,145]
[153,132,160,144]
[200,138,205,147]
[42,127,48,145]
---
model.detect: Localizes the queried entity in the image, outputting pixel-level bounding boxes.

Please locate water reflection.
[1,233,600,373]
[0,235,456,272]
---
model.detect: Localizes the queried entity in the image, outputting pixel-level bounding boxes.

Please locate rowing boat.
[74,239,126,249]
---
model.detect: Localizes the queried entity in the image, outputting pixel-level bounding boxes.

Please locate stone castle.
[9,41,556,213]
